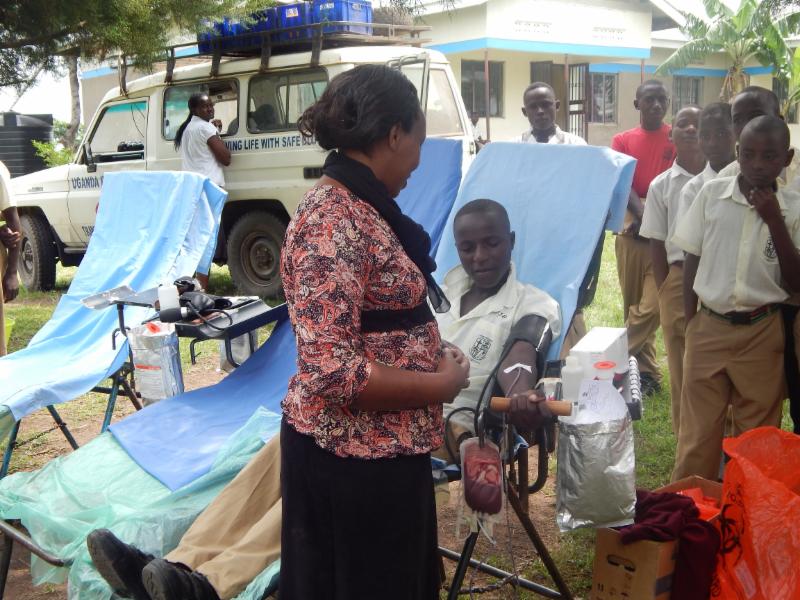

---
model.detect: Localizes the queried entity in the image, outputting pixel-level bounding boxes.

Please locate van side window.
[248,69,328,133]
[88,100,147,163]
[163,80,239,140]
[427,69,465,137]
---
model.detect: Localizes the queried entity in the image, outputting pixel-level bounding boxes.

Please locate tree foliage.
[0,0,265,89]
[656,0,800,101]
[31,119,86,167]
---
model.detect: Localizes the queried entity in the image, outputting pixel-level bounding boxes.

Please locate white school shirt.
[516,126,587,145]
[640,161,696,264]
[0,161,13,212]
[673,162,721,233]
[436,263,562,433]
[672,176,800,313]
[180,116,225,187]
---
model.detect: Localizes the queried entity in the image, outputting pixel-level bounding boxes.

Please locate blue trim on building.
[428,37,651,59]
[81,66,116,80]
[744,65,773,75]
[81,45,200,79]
[588,63,727,77]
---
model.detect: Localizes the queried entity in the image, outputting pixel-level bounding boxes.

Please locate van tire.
[227,211,286,299]
[18,213,57,291]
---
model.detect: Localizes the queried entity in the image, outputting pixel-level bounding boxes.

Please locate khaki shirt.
[436,263,562,433]
[640,161,696,264]
[0,162,13,213]
[672,176,800,313]
[516,126,587,145]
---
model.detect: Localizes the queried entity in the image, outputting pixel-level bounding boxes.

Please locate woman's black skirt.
[279,419,441,600]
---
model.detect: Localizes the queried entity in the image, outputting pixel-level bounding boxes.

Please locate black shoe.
[142,558,221,600]
[640,372,662,398]
[87,529,155,600]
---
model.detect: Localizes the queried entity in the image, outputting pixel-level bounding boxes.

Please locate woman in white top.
[174,93,231,288]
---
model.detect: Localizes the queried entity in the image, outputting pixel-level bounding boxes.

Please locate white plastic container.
[561,354,583,421]
[158,282,180,311]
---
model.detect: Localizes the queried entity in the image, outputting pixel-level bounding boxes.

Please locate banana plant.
[656,0,800,101]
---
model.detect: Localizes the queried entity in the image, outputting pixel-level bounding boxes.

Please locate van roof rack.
[116,22,431,94]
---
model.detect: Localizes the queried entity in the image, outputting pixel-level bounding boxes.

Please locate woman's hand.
[437,347,470,402]
[507,389,551,431]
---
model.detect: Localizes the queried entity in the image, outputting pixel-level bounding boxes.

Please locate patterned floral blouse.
[281,184,444,459]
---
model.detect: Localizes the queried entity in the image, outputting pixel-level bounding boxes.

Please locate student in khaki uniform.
[86,200,560,600]
[671,116,800,481]
[0,160,21,356]
[640,106,705,434]
[673,103,737,230]
[611,80,676,395]
[689,89,800,435]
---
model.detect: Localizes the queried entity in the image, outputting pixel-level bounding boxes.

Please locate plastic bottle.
[158,282,180,312]
[561,355,583,416]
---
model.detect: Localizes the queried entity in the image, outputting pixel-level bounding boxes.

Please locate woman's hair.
[174,93,209,150]
[298,64,422,153]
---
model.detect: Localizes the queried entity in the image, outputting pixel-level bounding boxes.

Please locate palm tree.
[656,0,800,101]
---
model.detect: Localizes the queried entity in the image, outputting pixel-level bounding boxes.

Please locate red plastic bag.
[711,427,800,600]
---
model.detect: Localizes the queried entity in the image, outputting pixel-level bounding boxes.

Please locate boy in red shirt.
[611,80,675,395]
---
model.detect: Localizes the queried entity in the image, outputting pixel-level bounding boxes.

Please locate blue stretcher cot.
[0,140,635,599]
[0,171,226,478]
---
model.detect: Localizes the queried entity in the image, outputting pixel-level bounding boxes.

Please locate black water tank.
[0,112,53,177]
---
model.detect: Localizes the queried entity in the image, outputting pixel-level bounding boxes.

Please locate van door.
[67,99,148,242]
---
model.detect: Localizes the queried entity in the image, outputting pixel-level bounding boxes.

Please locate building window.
[590,72,617,124]
[673,76,702,115]
[461,60,503,118]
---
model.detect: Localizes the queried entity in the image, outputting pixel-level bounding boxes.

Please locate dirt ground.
[5,355,573,600]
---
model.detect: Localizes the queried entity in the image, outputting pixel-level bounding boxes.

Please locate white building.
[420,0,780,145]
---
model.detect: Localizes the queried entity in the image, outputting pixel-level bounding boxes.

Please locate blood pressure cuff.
[476,313,553,431]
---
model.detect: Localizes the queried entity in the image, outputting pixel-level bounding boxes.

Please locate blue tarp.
[0,171,226,422]
[110,307,295,490]
[433,142,634,359]
[395,137,463,254]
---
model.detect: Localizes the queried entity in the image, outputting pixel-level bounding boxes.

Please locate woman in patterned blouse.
[279,65,470,599]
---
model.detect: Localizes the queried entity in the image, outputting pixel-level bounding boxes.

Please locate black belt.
[701,303,779,326]
[361,301,434,333]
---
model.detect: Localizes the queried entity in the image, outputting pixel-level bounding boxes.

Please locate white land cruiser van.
[12,39,473,296]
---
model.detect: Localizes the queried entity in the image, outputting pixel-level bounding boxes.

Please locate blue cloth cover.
[395,137,463,254]
[110,306,295,491]
[108,139,463,491]
[433,142,634,359]
[0,171,225,421]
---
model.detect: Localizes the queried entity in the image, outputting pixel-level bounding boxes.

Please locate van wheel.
[18,213,57,291]
[227,211,286,299]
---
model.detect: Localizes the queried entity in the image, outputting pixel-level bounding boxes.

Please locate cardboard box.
[592,528,677,600]
[655,476,722,506]
[591,476,722,599]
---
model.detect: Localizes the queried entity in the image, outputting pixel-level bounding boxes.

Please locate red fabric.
[611,125,675,198]
[620,489,720,600]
